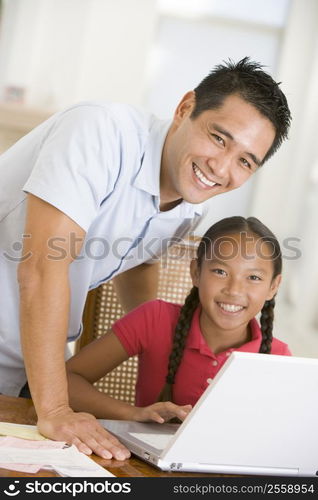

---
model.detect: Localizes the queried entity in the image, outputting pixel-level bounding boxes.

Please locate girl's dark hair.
[158,216,282,402]
[191,57,291,164]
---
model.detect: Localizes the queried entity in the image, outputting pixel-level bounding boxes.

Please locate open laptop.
[99,351,318,476]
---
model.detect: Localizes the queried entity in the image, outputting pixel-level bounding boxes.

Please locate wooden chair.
[75,240,199,405]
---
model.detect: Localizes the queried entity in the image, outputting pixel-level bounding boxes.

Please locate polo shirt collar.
[235,318,262,352]
[186,306,262,355]
[133,116,202,218]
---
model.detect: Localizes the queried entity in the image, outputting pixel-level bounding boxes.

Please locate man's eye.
[212,134,225,146]
[240,157,252,169]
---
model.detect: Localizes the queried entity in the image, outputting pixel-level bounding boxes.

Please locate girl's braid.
[158,286,199,402]
[259,297,276,353]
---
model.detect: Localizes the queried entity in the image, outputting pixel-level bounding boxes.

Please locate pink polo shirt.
[112,299,291,408]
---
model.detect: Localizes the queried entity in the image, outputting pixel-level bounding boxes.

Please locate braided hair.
[158,216,282,402]
[158,286,199,402]
[259,297,276,353]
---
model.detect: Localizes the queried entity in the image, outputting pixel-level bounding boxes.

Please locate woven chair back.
[77,241,198,404]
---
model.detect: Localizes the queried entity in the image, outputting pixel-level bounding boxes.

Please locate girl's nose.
[223,277,244,295]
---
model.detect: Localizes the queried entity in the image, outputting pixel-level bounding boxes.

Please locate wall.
[0,0,156,109]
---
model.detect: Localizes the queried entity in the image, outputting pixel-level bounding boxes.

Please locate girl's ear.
[190,258,200,287]
[266,274,282,301]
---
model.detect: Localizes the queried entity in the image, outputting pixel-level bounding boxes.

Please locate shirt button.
[212,360,218,366]
[207,378,213,384]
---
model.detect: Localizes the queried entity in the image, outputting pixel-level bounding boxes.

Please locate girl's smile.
[216,302,246,314]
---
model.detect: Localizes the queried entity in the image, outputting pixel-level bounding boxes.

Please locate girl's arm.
[66,330,191,422]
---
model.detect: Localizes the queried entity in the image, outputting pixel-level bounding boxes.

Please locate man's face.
[160,92,276,207]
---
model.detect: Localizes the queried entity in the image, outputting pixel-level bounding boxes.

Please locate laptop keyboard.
[129,432,173,450]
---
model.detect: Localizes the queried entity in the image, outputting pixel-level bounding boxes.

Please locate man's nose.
[207,152,232,180]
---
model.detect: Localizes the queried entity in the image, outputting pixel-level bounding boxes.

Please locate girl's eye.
[249,275,262,281]
[240,157,252,169]
[212,268,227,276]
[211,134,225,146]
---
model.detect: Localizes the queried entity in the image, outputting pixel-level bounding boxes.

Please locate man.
[0,58,291,459]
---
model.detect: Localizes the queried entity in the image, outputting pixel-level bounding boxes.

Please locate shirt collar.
[132,116,202,218]
[235,318,262,352]
[186,306,262,355]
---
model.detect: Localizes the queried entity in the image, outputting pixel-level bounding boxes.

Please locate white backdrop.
[250,0,318,355]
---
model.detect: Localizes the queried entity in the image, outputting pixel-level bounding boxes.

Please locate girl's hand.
[132,402,192,424]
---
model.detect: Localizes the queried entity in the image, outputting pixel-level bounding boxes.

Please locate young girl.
[66,216,291,425]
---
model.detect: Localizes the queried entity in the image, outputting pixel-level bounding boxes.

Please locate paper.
[0,422,46,440]
[0,423,114,477]
[53,464,114,477]
[0,442,114,477]
[0,436,65,473]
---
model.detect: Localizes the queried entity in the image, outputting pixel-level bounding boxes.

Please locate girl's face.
[190,232,282,337]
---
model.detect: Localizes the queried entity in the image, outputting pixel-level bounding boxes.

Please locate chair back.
[77,241,198,404]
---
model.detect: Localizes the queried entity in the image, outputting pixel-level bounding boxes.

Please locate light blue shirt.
[0,101,203,395]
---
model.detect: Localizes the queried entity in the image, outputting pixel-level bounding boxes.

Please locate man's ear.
[190,258,200,287]
[266,274,282,301]
[173,91,196,125]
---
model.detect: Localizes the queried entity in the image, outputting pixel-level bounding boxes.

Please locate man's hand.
[131,402,192,424]
[37,408,130,460]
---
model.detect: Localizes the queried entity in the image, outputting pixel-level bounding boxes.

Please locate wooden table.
[0,395,226,478]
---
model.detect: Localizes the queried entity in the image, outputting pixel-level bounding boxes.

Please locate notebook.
[99,351,318,476]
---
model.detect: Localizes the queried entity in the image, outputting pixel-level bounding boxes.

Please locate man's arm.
[112,261,160,313]
[17,194,130,460]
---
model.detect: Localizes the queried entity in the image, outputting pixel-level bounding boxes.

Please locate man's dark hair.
[191,57,291,163]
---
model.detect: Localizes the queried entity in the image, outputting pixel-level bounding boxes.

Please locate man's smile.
[192,162,221,189]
